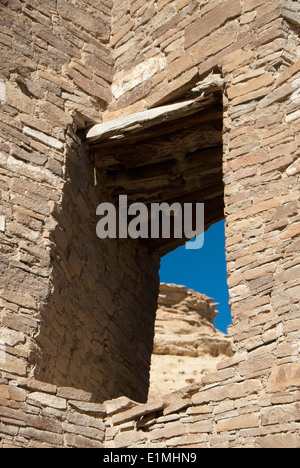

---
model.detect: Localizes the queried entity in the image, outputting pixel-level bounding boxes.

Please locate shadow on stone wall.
[31,131,160,403]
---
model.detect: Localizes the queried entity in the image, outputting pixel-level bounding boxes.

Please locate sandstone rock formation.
[149,284,233,399]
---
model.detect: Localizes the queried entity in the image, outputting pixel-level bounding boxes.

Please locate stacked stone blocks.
[0,0,299,448]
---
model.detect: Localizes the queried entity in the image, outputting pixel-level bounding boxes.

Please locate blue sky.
[159,220,232,334]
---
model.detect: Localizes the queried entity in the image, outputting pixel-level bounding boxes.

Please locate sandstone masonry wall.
[102,0,300,448]
[0,0,300,449]
[0,378,106,448]
[0,0,160,406]
[107,0,273,113]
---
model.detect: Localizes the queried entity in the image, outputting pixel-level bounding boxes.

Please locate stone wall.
[0,0,160,405]
[0,377,106,448]
[101,0,300,448]
[0,0,300,449]
[107,0,261,113]
[104,365,300,448]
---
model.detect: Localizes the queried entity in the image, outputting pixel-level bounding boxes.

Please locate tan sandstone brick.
[266,364,300,393]
[217,413,260,432]
[185,0,240,49]
[227,72,275,100]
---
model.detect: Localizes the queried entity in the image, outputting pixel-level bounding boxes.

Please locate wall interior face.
[0,0,299,448]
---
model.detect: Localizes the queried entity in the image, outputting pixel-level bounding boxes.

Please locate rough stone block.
[57,0,109,40]
[5,83,34,114]
[67,413,105,431]
[0,422,19,437]
[83,54,114,82]
[185,0,241,49]
[68,401,106,415]
[66,66,111,102]
[112,402,165,426]
[0,358,27,377]
[259,81,297,109]
[277,59,300,86]
[0,216,5,232]
[256,434,300,449]
[23,126,64,151]
[56,387,92,402]
[114,430,147,448]
[238,353,275,378]
[192,380,262,405]
[62,421,104,440]
[64,433,103,448]
[266,364,300,393]
[281,223,300,240]
[227,73,274,100]
[20,427,64,446]
[0,385,10,400]
[27,392,67,410]
[188,420,213,434]
[261,403,300,426]
[105,396,136,416]
[216,413,260,432]
[0,80,6,103]
[26,414,63,434]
